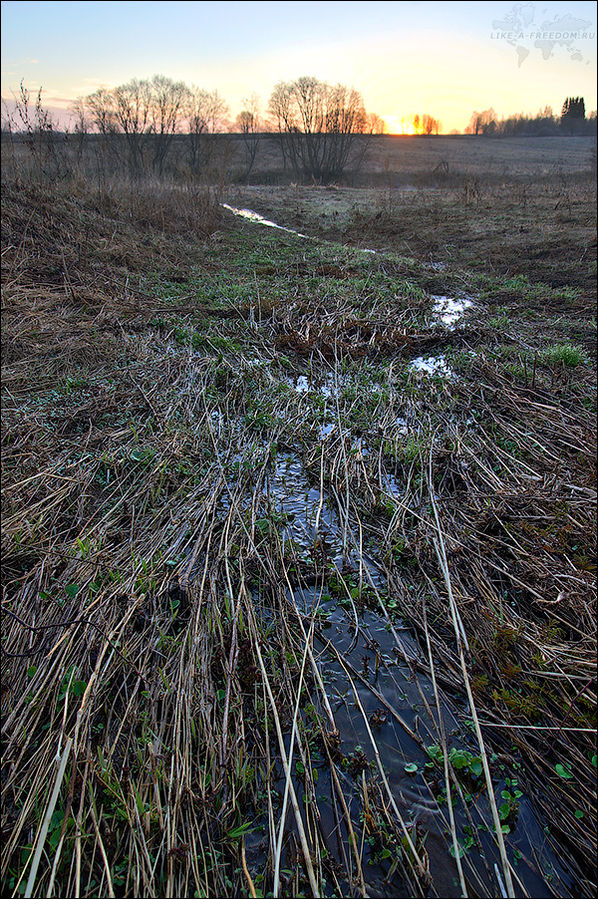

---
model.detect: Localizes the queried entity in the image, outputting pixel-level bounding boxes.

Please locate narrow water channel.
[257,450,573,898]
[217,203,577,897]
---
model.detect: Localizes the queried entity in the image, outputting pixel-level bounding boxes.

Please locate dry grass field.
[240,134,597,184]
[1,136,596,898]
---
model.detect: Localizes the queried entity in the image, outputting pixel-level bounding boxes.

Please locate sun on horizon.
[382,115,425,135]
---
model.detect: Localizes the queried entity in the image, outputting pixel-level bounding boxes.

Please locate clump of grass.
[540,343,589,367]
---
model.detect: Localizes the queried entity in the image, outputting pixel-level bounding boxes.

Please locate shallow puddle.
[223,203,381,255]
[290,371,336,398]
[431,294,473,328]
[318,421,335,440]
[409,354,455,378]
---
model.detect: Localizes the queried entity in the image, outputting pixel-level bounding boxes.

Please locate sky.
[1,0,596,132]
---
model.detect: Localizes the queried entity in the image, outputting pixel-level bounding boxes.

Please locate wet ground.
[214,202,582,897]
[255,449,573,897]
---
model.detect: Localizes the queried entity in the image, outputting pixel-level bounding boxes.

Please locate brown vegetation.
[1,139,596,898]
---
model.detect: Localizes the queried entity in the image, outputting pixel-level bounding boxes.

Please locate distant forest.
[465,97,596,137]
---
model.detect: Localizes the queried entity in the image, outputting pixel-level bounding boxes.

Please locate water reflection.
[409,354,455,378]
[431,294,473,328]
[222,203,309,238]
[259,450,572,897]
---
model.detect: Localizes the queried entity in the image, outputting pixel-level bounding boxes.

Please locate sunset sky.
[1,0,596,133]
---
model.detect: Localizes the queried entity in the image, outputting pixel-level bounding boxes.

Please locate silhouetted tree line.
[3,74,387,184]
[465,98,596,137]
[4,78,596,185]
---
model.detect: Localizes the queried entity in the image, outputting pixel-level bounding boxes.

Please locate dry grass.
[1,165,596,898]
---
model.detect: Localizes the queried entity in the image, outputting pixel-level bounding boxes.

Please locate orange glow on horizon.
[382,115,420,135]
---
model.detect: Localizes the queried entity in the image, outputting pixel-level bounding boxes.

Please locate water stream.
[258,450,572,897]
[222,203,309,238]
[218,202,574,896]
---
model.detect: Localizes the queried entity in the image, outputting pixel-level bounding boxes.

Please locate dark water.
[257,450,574,898]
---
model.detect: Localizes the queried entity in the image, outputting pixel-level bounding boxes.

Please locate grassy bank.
[1,169,596,898]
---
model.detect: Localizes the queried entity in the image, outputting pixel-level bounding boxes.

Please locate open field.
[1,147,596,898]
[3,131,596,187]
[240,134,597,184]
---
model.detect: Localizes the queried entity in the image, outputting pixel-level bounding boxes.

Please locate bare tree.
[85,88,116,135]
[268,76,371,183]
[84,87,120,180]
[68,97,89,163]
[422,114,441,135]
[234,94,261,182]
[185,87,229,177]
[148,74,189,176]
[365,112,386,135]
[467,108,497,136]
[112,78,152,178]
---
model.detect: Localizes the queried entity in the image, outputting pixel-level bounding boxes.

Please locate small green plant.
[58,666,87,703]
[449,825,475,858]
[426,744,482,780]
[497,778,523,831]
[129,446,156,464]
[540,343,588,367]
[62,376,87,394]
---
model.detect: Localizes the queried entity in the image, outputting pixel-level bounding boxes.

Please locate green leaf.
[450,750,469,769]
[449,843,464,858]
[379,848,392,859]
[498,802,511,821]
[574,810,584,819]
[48,825,62,850]
[227,822,253,840]
[296,761,305,775]
[65,584,80,598]
[470,758,483,777]
[555,763,573,779]
[404,762,418,774]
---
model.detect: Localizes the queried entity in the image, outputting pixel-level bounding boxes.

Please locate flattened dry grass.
[1,170,596,898]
